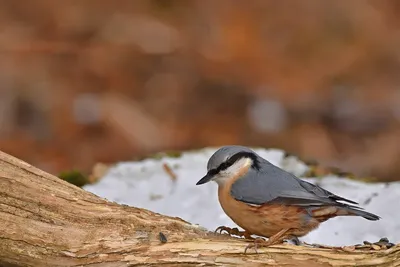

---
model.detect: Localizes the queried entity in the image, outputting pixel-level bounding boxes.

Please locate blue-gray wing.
[230,160,358,207]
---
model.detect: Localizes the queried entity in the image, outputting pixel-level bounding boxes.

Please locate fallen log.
[0,150,399,267]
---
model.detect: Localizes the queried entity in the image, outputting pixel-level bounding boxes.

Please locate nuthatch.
[196,146,380,251]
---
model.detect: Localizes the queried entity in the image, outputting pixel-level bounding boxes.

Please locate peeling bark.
[0,150,399,267]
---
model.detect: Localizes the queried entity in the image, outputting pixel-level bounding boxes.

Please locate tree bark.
[0,150,398,267]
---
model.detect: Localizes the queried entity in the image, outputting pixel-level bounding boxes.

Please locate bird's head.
[196,145,261,186]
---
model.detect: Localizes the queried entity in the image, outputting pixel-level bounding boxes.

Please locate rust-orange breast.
[217,164,320,237]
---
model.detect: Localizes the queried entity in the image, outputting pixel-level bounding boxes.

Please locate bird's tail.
[337,206,380,221]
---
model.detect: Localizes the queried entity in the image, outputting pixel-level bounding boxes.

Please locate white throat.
[213,157,253,186]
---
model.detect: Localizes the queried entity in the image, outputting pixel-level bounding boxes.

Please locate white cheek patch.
[225,157,252,174]
[216,158,252,183]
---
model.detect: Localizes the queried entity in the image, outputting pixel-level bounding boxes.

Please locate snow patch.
[83,147,399,246]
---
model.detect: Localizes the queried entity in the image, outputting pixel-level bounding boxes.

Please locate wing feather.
[230,160,358,209]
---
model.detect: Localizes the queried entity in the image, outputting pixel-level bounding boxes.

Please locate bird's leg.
[244,228,291,253]
[214,226,254,240]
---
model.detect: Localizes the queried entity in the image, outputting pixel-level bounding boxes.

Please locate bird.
[195,145,380,252]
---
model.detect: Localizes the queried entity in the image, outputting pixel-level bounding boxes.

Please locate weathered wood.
[0,150,399,267]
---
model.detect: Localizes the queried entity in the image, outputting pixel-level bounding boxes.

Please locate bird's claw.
[214,226,254,240]
[244,228,290,253]
[244,237,277,254]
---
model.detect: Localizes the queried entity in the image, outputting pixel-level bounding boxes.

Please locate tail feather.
[310,206,381,221]
[339,207,381,221]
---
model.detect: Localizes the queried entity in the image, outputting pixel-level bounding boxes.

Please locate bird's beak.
[196,173,213,185]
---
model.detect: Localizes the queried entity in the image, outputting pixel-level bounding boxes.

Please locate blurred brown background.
[1,0,400,181]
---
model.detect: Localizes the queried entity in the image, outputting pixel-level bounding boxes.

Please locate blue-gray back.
[230,157,358,207]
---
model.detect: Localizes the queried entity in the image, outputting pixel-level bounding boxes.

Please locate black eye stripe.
[208,169,218,176]
[207,151,260,176]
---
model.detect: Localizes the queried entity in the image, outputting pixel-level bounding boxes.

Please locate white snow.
[83,147,400,246]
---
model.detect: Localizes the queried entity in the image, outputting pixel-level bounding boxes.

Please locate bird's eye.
[208,169,218,176]
[221,162,230,169]
[219,158,235,171]
[215,156,241,173]
[226,157,237,166]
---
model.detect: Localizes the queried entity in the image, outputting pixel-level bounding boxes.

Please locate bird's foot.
[244,237,274,254]
[244,228,290,254]
[214,226,254,240]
